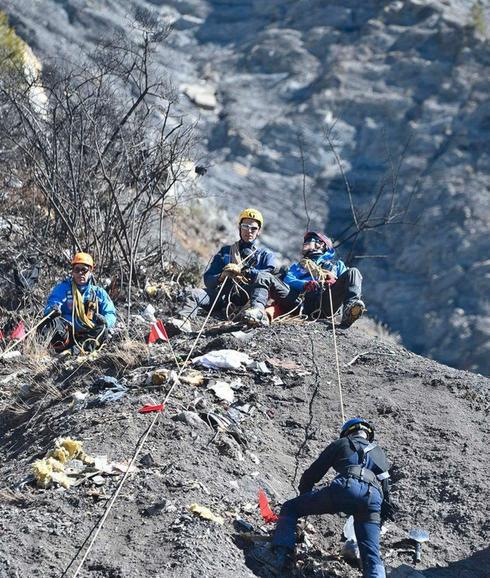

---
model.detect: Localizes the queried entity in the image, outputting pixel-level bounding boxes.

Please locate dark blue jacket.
[203,241,276,289]
[298,434,390,495]
[44,277,117,329]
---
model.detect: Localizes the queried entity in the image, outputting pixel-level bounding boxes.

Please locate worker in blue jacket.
[169,208,288,331]
[282,231,365,327]
[41,252,116,352]
[253,419,396,577]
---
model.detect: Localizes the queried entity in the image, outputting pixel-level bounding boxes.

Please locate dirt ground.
[0,318,488,578]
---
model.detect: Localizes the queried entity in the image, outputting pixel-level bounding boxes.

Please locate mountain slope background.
[1,0,489,375]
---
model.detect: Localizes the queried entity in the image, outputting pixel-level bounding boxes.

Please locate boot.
[241,305,270,327]
[340,299,365,328]
[251,543,291,574]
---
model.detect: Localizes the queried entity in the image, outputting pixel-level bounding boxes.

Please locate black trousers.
[38,317,107,352]
[179,272,290,319]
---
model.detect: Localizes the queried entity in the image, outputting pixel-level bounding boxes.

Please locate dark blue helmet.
[340,418,375,442]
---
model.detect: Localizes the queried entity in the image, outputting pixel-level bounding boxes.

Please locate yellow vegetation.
[0,12,25,72]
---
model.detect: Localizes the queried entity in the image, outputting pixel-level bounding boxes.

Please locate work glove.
[381,499,398,523]
[49,304,62,318]
[304,280,320,293]
[93,313,107,326]
[219,263,242,282]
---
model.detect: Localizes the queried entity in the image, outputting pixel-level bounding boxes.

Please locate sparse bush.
[0,14,197,281]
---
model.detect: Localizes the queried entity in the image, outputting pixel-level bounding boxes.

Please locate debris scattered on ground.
[142,304,157,322]
[207,381,235,403]
[180,369,205,386]
[150,369,170,385]
[174,410,207,429]
[192,349,252,370]
[266,356,303,371]
[188,503,224,525]
[71,391,89,411]
[0,351,22,360]
[249,360,271,374]
[90,375,127,404]
[32,438,93,489]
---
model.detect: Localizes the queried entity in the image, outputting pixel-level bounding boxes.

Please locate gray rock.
[3,0,489,375]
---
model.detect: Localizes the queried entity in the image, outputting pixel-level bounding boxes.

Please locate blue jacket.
[284,250,347,293]
[44,277,117,329]
[203,241,276,289]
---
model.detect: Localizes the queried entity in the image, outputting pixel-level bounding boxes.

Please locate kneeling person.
[171,208,288,331]
[41,253,117,352]
[253,419,393,578]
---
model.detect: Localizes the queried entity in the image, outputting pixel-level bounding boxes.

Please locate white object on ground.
[207,381,235,403]
[192,349,252,370]
[142,304,156,322]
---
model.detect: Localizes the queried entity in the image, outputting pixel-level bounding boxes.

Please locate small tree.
[0,12,25,72]
[0,15,195,281]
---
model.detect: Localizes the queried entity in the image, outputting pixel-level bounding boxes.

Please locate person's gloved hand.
[219,263,242,282]
[93,313,107,326]
[242,266,259,281]
[49,304,62,318]
[304,280,320,293]
[322,270,337,286]
[381,499,398,523]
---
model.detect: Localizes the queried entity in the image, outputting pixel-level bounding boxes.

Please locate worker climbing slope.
[40,252,116,353]
[253,418,396,578]
[168,208,289,330]
[281,231,365,327]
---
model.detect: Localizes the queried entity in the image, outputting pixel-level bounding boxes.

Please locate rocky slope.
[0,320,488,577]
[1,0,489,375]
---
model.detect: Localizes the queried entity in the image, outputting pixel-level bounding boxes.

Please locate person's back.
[254,418,393,578]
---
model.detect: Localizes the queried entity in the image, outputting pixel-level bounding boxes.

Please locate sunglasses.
[73,266,90,274]
[303,238,323,245]
[240,224,260,232]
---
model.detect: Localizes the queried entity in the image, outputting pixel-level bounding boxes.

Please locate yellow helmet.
[238,208,264,228]
[72,252,94,268]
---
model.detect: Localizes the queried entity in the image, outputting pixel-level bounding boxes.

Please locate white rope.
[327,282,345,423]
[67,277,232,578]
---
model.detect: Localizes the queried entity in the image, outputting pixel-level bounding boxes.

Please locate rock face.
[1,0,489,374]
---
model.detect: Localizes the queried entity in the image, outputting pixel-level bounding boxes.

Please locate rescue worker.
[41,252,116,353]
[281,231,365,327]
[169,208,288,330]
[253,419,395,577]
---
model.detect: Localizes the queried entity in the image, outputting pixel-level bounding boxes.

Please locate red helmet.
[304,231,333,249]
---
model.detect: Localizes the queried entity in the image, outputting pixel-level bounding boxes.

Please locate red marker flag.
[138,403,165,414]
[10,321,26,341]
[258,488,279,524]
[147,320,169,344]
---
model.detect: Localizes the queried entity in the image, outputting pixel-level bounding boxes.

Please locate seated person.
[40,252,117,352]
[280,231,365,327]
[170,208,289,330]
